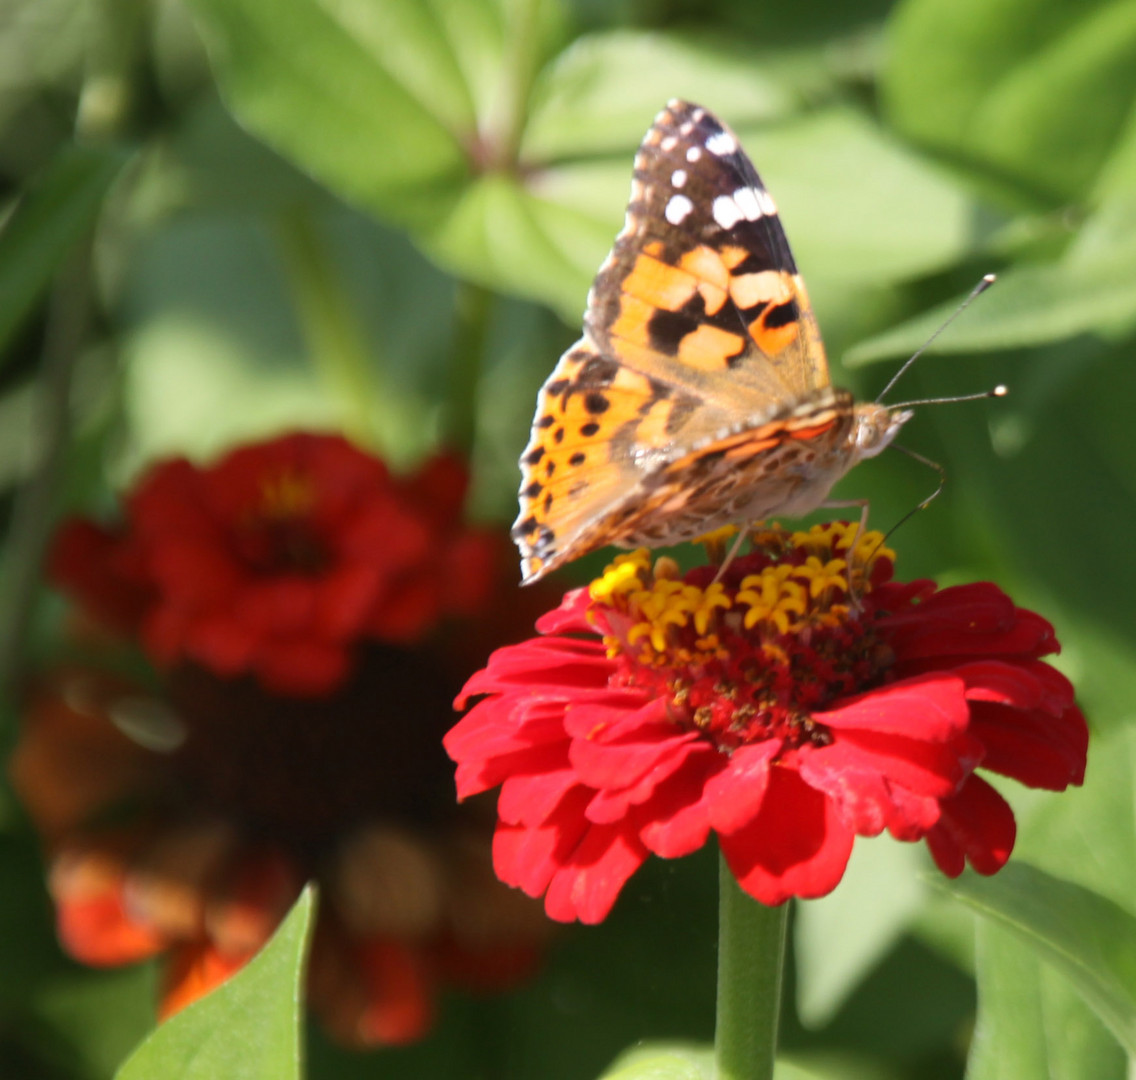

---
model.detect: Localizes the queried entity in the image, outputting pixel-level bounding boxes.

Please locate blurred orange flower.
[15,434,551,1046]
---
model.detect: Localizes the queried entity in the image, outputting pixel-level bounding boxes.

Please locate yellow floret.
[590,550,651,603]
[736,567,808,633]
[792,556,849,597]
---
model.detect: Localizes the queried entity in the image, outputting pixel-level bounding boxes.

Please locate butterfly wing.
[513,100,835,583]
[587,100,830,407]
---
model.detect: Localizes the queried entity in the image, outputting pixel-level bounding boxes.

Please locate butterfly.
[512,99,912,584]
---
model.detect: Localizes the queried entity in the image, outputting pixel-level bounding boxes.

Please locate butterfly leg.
[711,527,752,584]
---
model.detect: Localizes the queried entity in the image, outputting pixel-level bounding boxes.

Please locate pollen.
[587,524,898,752]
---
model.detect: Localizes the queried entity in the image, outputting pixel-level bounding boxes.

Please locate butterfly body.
[513,100,910,583]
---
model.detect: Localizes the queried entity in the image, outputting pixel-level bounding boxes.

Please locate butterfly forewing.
[513,100,859,584]
[587,101,830,403]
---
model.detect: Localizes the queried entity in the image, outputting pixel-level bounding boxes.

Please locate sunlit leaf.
[934,864,1136,1054]
[967,922,1126,1079]
[847,197,1136,362]
[115,885,315,1080]
[184,0,482,227]
[795,839,925,1026]
[884,0,1136,203]
[600,1043,711,1080]
[521,30,793,160]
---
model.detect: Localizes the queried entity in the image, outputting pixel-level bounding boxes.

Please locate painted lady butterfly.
[512,100,911,583]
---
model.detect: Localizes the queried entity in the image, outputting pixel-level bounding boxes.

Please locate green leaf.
[521,30,794,161]
[735,107,980,289]
[599,1043,712,1080]
[795,838,925,1026]
[114,885,315,1080]
[182,0,987,317]
[883,0,1136,204]
[1010,721,1136,917]
[183,0,480,228]
[933,864,1136,1054]
[847,196,1136,362]
[0,142,127,365]
[967,922,1126,1080]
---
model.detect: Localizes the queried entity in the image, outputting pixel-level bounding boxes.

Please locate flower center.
[235,471,329,575]
[588,523,897,752]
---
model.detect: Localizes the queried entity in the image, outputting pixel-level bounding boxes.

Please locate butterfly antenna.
[876,274,997,404]
[887,384,1007,410]
[859,444,948,568]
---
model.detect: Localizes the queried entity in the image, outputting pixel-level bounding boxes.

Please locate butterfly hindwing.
[513,336,737,582]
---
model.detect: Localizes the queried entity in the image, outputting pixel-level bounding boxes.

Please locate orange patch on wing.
[678,245,729,290]
[620,253,699,313]
[610,294,657,347]
[730,270,792,310]
[719,245,752,271]
[630,397,677,445]
[749,318,799,356]
[677,324,746,370]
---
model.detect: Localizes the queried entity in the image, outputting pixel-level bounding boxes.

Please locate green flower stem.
[446,282,492,459]
[0,243,91,702]
[274,211,392,455]
[715,851,788,1080]
[77,0,147,141]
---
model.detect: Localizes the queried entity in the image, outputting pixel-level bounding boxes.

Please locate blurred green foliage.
[2,0,1136,1076]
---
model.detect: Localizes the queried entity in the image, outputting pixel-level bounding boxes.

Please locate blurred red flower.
[15,435,552,1046]
[446,524,1088,923]
[49,433,498,696]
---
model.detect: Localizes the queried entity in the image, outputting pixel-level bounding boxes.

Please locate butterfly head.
[851,403,913,462]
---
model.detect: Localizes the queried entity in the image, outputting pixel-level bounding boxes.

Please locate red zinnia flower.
[49,433,497,696]
[16,436,553,1045]
[446,524,1088,923]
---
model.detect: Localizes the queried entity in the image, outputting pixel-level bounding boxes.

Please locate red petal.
[883,584,1057,661]
[569,706,696,792]
[802,729,980,803]
[704,742,780,834]
[492,787,593,898]
[796,744,942,837]
[455,637,613,705]
[969,702,1088,789]
[818,673,969,740]
[534,588,593,634]
[583,736,705,823]
[543,819,648,924]
[498,768,580,826]
[719,765,855,904]
[635,751,720,857]
[925,775,1016,877]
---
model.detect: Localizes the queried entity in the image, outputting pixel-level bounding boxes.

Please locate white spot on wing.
[692,108,706,121]
[660,135,677,151]
[686,146,702,163]
[712,195,742,229]
[665,193,694,225]
[733,186,761,220]
[705,130,738,156]
[680,121,694,135]
[671,169,687,188]
[757,189,777,216]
